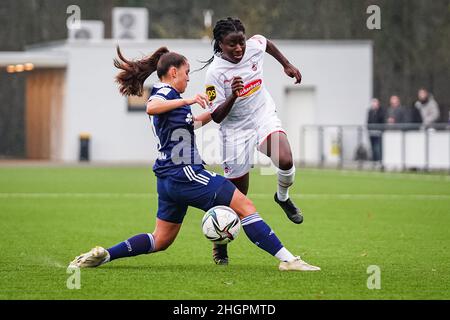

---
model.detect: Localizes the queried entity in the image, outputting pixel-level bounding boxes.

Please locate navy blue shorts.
[156,167,236,224]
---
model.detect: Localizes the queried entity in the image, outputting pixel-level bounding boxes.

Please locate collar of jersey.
[217,51,247,65]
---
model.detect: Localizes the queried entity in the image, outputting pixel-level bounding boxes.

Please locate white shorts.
[219,107,286,179]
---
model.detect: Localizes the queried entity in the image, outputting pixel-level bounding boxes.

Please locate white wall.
[383,130,450,170]
[267,41,373,126]
[42,39,372,162]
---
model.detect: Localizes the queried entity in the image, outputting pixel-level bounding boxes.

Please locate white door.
[282,87,317,163]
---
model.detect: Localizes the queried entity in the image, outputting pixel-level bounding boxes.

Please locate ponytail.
[114,46,169,97]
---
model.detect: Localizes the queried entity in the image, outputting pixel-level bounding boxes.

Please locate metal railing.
[299,123,450,172]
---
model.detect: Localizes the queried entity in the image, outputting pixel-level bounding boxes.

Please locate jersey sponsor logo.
[238,79,262,97]
[206,85,217,102]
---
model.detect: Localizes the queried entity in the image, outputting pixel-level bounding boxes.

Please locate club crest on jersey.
[206,85,217,102]
[185,113,193,124]
[238,79,262,97]
[251,62,258,71]
[224,164,232,175]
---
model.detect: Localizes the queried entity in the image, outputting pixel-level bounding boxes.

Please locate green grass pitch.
[0,166,449,299]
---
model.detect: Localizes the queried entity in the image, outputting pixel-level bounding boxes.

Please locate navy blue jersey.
[149,83,204,180]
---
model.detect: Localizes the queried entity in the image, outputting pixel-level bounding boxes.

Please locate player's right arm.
[146,94,208,115]
[208,77,244,123]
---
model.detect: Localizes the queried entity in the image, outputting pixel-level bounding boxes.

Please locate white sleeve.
[248,34,267,53]
[204,70,226,114]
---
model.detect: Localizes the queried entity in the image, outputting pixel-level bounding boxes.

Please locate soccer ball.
[201,206,241,244]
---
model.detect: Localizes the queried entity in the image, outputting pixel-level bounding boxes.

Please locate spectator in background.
[404,101,423,129]
[415,88,440,126]
[367,98,385,162]
[385,95,406,125]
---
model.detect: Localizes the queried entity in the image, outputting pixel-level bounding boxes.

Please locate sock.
[275,247,296,262]
[241,213,284,257]
[107,233,155,261]
[277,165,295,201]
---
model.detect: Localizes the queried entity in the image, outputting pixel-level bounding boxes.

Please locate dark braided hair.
[197,17,246,71]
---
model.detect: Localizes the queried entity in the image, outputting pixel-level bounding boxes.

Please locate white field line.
[254,194,450,200]
[0,193,449,200]
[299,168,450,182]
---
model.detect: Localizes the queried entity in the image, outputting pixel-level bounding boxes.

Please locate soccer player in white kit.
[203,17,304,265]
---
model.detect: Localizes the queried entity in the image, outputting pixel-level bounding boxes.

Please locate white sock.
[277,165,296,202]
[275,247,296,262]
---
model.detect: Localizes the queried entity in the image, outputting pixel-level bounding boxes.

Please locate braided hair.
[198,17,246,71]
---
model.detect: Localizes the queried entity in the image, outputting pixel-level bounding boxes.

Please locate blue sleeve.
[149,87,177,101]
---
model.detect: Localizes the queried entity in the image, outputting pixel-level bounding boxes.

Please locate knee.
[231,192,257,219]
[244,197,256,213]
[278,155,293,170]
[238,197,257,218]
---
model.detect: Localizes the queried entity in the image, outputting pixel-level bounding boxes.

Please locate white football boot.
[279,256,321,271]
[69,246,110,268]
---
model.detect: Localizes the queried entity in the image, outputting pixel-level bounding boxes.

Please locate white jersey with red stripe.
[204,34,277,130]
[204,35,286,179]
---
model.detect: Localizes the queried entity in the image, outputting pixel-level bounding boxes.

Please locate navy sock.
[107,233,155,261]
[241,213,283,256]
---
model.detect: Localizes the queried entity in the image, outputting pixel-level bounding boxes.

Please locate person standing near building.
[415,88,440,126]
[385,95,406,126]
[367,98,385,162]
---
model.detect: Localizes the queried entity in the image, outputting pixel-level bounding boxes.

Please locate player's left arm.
[266,40,302,84]
[193,112,212,130]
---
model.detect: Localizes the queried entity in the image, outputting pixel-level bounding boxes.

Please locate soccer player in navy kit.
[69,46,320,271]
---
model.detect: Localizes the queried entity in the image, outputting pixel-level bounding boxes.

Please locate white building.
[0,39,373,163]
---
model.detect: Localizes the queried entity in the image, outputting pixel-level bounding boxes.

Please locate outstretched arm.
[266,39,302,84]
[193,112,212,129]
[147,93,208,115]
